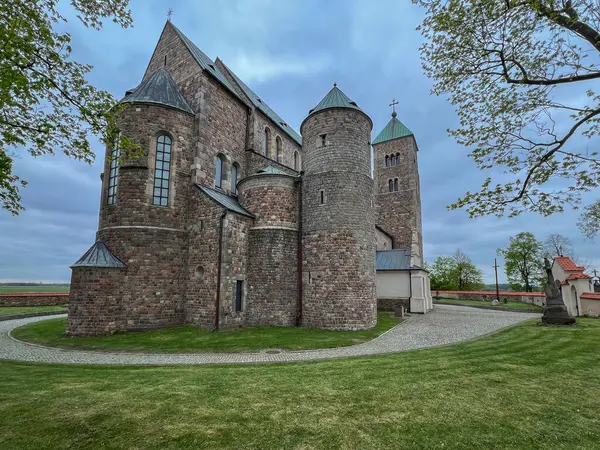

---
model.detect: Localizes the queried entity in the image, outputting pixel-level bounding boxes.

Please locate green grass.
[0,285,69,293]
[0,306,67,316]
[434,297,543,311]
[11,312,399,353]
[1,318,600,449]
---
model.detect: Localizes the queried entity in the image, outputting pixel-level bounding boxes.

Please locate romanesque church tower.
[300,85,377,330]
[373,110,423,266]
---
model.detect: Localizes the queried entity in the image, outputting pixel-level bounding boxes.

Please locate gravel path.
[0,305,538,366]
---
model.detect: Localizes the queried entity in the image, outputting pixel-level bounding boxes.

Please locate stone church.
[67,21,431,336]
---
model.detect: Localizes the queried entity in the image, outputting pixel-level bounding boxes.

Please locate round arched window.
[196,266,205,281]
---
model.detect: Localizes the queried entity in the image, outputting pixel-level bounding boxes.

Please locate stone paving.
[0,305,539,366]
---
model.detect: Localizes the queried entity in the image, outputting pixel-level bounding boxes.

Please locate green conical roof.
[372,113,413,145]
[308,84,363,116]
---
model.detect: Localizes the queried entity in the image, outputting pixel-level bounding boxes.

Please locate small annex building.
[552,256,598,317]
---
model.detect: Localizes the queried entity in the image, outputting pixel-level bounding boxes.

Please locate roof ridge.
[218,60,302,145]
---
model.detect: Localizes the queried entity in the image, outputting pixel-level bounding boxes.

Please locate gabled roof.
[196,185,254,218]
[581,292,600,300]
[308,85,364,116]
[219,61,302,145]
[167,22,238,97]
[554,256,585,272]
[565,273,592,281]
[376,249,423,271]
[372,113,413,145]
[71,242,127,269]
[122,68,194,114]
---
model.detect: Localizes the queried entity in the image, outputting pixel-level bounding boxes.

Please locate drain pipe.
[296,176,303,326]
[215,210,227,330]
[408,268,412,313]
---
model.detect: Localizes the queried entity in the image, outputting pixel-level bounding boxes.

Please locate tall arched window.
[276,136,282,162]
[231,162,239,194]
[294,151,299,171]
[215,154,225,188]
[396,153,400,164]
[264,128,271,157]
[153,134,172,206]
[394,178,399,192]
[107,134,121,205]
[385,155,390,167]
[388,179,394,192]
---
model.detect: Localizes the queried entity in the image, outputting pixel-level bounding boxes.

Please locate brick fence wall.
[0,293,69,307]
[435,290,545,307]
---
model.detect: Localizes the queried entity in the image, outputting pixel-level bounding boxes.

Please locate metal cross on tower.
[167,8,173,21]
[389,98,399,114]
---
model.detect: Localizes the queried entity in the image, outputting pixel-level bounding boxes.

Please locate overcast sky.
[1,0,598,283]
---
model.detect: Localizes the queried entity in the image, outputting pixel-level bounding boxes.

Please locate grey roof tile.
[197,185,255,218]
[376,249,416,271]
[220,62,302,145]
[71,242,127,268]
[122,68,194,114]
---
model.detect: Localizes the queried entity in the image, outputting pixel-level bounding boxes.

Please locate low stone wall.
[434,290,545,307]
[378,298,410,313]
[0,293,69,307]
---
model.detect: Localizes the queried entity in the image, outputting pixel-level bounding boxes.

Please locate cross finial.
[389,98,399,117]
[167,8,173,21]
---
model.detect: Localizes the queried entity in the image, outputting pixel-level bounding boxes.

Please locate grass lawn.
[11,312,399,353]
[434,297,543,311]
[0,306,67,316]
[1,318,600,449]
[0,285,69,293]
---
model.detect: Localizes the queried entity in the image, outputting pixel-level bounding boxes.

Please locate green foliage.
[498,232,544,292]
[429,249,485,290]
[414,0,600,227]
[0,0,139,214]
[578,199,600,240]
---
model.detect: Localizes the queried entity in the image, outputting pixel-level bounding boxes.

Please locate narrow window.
[385,155,390,168]
[320,134,326,147]
[231,163,239,194]
[394,178,399,192]
[235,280,243,312]
[107,134,120,205]
[153,134,172,206]
[215,154,224,188]
[396,153,400,164]
[294,151,299,171]
[276,137,282,162]
[392,155,397,166]
[388,179,393,192]
[264,128,270,156]
[164,55,167,66]
[320,190,324,204]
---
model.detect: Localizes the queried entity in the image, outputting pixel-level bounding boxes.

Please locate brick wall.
[0,293,69,307]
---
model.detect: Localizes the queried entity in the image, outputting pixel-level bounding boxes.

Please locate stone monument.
[541,258,576,325]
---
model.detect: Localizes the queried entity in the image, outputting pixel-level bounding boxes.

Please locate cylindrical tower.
[237,168,299,326]
[299,84,376,330]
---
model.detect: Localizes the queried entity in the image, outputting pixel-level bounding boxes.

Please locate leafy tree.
[429,250,485,290]
[497,232,544,292]
[414,0,600,232]
[1,0,137,215]
[578,199,600,240]
[543,233,572,257]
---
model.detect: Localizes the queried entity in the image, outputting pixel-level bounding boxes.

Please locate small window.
[388,179,394,193]
[231,162,239,194]
[215,154,225,188]
[391,155,396,166]
[394,178,399,192]
[196,266,205,281]
[264,128,271,157]
[235,280,243,312]
[396,153,400,164]
[320,134,326,147]
[320,190,325,204]
[385,155,390,168]
[276,137,282,162]
[294,151,299,171]
[107,134,121,205]
[153,134,172,206]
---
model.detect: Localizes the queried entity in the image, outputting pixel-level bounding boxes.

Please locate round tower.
[299,84,376,330]
[237,167,299,326]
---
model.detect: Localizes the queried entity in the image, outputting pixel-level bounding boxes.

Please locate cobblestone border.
[0,311,68,322]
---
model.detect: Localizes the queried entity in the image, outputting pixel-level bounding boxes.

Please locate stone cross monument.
[541,258,576,325]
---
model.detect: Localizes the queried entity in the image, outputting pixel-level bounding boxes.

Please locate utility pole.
[493,258,500,303]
